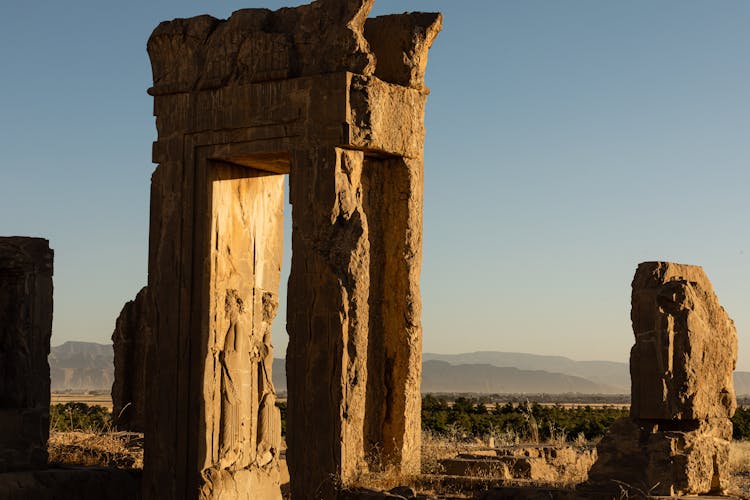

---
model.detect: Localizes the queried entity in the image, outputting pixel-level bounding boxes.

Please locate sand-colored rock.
[0,237,53,472]
[588,417,731,496]
[630,261,737,420]
[587,261,737,497]
[111,286,151,432]
[364,13,443,92]
[142,1,440,498]
[440,445,596,483]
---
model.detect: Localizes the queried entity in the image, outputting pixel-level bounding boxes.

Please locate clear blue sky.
[1,1,748,368]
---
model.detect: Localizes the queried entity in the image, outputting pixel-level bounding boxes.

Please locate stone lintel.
[150,72,426,166]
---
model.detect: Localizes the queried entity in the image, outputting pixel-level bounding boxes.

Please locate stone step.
[439,456,556,481]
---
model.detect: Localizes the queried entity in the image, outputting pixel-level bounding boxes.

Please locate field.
[51,391,112,410]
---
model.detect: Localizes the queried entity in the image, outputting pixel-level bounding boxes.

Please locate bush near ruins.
[422,396,750,442]
[733,407,750,440]
[421,395,629,441]
[49,400,750,442]
[50,403,111,432]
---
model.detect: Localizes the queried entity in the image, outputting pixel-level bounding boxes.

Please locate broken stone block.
[587,417,731,496]
[364,13,443,91]
[440,445,595,484]
[630,261,737,421]
[0,237,53,471]
[111,286,151,432]
[587,261,737,497]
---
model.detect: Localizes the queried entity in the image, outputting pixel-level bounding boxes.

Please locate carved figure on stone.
[218,289,253,470]
[256,292,281,467]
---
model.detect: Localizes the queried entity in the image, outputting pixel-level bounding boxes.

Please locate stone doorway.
[197,158,286,489]
[138,2,442,498]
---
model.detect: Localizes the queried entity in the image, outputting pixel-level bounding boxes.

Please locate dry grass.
[728,440,750,497]
[48,431,143,469]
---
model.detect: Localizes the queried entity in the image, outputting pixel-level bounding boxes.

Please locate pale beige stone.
[586,261,737,497]
[111,286,151,432]
[588,417,731,496]
[364,13,443,92]
[0,237,53,472]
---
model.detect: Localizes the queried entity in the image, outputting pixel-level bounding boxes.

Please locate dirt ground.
[51,392,113,410]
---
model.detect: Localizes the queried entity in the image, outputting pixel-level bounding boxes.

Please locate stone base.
[0,467,141,500]
[0,408,49,471]
[199,464,282,500]
[587,417,731,497]
[439,445,596,482]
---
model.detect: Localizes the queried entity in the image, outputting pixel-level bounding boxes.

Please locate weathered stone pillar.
[587,261,737,496]
[111,286,150,432]
[142,1,440,498]
[286,148,425,497]
[286,147,371,499]
[0,237,53,472]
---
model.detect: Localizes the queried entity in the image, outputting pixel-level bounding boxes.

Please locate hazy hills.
[420,360,621,394]
[423,352,630,392]
[49,341,114,391]
[49,343,750,396]
[422,351,750,396]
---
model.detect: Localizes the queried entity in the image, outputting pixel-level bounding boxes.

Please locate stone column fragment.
[0,237,53,471]
[587,261,737,497]
[111,286,151,432]
[143,2,441,498]
[630,262,737,421]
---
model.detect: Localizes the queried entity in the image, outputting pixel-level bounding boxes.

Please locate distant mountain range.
[423,352,630,392]
[49,342,750,396]
[50,341,113,391]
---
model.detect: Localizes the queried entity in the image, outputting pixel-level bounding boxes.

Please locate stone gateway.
[137,1,441,499]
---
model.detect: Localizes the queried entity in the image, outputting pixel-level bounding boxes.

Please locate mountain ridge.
[48,342,750,395]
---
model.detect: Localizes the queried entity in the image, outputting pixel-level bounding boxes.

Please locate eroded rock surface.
[630,262,737,420]
[587,261,737,497]
[0,237,53,472]
[111,287,151,432]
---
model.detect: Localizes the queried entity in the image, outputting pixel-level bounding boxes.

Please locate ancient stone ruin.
[4,1,744,499]
[439,444,596,484]
[587,261,737,496]
[0,237,53,472]
[124,1,443,499]
[111,287,150,432]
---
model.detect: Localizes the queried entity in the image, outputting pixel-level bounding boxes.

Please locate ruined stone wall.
[112,287,151,432]
[0,237,53,472]
[587,261,737,497]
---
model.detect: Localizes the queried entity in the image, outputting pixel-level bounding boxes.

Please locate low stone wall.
[0,467,141,500]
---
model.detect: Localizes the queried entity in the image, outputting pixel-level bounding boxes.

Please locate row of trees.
[422,395,627,441]
[49,398,750,442]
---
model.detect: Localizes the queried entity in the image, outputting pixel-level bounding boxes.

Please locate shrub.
[421,396,628,443]
[50,403,111,432]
